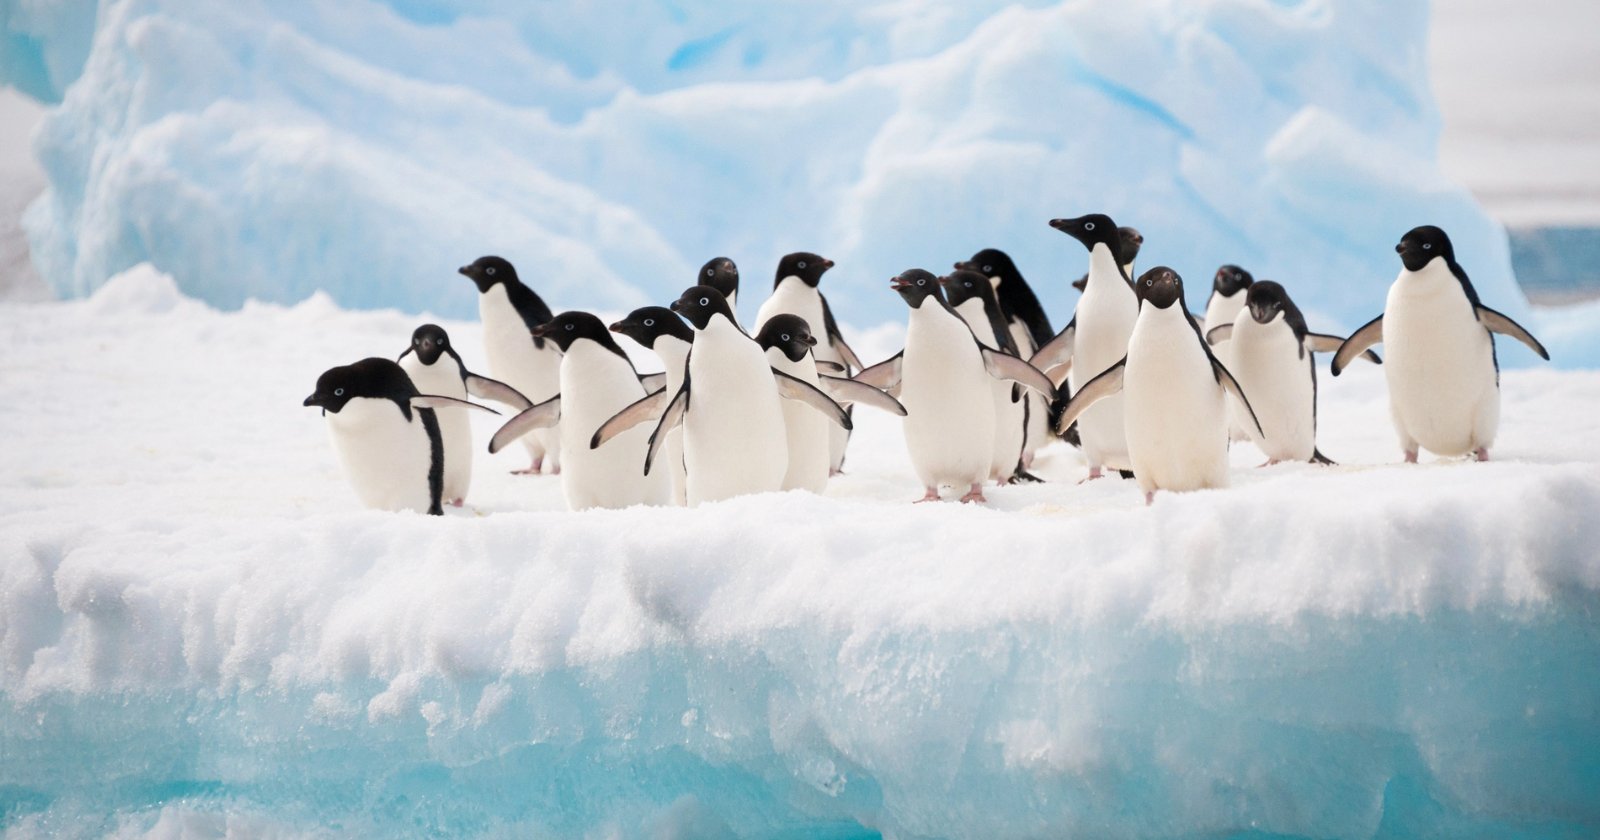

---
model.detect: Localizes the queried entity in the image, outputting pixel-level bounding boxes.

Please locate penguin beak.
[889,276,913,291]
[1395,243,1405,254]
[1071,277,1087,292]
[1048,218,1072,232]
[953,261,973,271]
[669,299,685,312]
[608,322,625,333]
[822,259,835,269]
[303,393,322,407]
[457,266,471,277]
[805,335,817,346]
[530,323,552,338]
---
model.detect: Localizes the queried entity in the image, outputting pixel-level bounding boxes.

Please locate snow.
[9,0,1590,360]
[3,267,1599,838]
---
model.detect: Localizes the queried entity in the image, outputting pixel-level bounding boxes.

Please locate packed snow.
[3,266,1598,838]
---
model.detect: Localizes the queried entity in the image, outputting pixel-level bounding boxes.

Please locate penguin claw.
[1403,450,1419,464]
[959,485,987,504]
[1474,447,1490,462]
[1078,467,1104,485]
[448,498,465,507]
[914,488,940,504]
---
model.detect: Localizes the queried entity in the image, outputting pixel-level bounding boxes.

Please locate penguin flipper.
[817,374,908,416]
[591,387,669,450]
[1475,305,1550,360]
[488,395,560,454]
[820,294,864,372]
[1054,358,1124,435]
[643,387,689,475]
[412,395,501,415]
[1212,360,1266,440]
[464,373,532,410]
[1331,316,1384,376]
[637,372,667,393]
[815,360,847,374]
[1205,324,1233,345]
[771,369,852,430]
[854,351,903,397]
[981,346,1056,399]
[1029,319,1075,373]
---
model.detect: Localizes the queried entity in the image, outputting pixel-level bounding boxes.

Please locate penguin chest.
[1383,267,1498,452]
[684,323,787,501]
[558,343,666,510]
[324,398,435,512]
[1203,290,1246,336]
[400,357,473,500]
[901,309,994,485]
[767,351,831,493]
[479,285,560,400]
[758,281,839,363]
[1229,319,1316,460]
[1124,313,1229,492]
[1069,283,1139,468]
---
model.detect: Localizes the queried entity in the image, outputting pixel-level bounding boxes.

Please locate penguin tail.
[1116,469,1136,480]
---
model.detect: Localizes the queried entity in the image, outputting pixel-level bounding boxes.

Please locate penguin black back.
[458,255,555,344]
[941,269,1021,356]
[960,248,1054,349]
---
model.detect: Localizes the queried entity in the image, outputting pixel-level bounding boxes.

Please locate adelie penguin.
[488,312,670,510]
[956,249,1054,470]
[754,253,865,475]
[700,256,741,313]
[1205,282,1379,465]
[941,269,1038,485]
[1203,264,1256,441]
[1332,225,1549,462]
[1054,267,1263,505]
[856,269,1055,503]
[1070,227,1143,293]
[609,306,695,505]
[303,358,498,515]
[459,256,562,475]
[397,324,531,506]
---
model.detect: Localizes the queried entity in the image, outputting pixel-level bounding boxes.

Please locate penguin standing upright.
[957,249,1054,470]
[699,257,741,315]
[1202,265,1256,442]
[753,253,864,475]
[1332,225,1549,462]
[398,324,530,506]
[609,306,694,505]
[459,256,562,475]
[1055,267,1263,504]
[1070,227,1143,293]
[303,358,497,515]
[941,269,1035,484]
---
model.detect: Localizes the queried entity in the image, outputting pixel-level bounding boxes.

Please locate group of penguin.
[302,213,1551,513]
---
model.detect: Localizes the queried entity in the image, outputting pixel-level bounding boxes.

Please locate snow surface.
[3,266,1600,838]
[9,0,1586,361]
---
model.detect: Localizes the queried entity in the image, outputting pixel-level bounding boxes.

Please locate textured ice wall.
[0,0,1548,360]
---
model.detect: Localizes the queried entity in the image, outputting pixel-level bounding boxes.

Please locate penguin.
[487,312,670,510]
[753,252,865,475]
[303,358,497,515]
[1204,282,1380,465]
[1031,214,1140,480]
[609,306,695,505]
[955,249,1055,471]
[1070,227,1143,293]
[1201,265,1256,442]
[1054,267,1263,505]
[700,256,741,314]
[397,324,531,506]
[592,287,852,506]
[940,269,1036,484]
[855,269,1056,503]
[1332,225,1549,462]
[458,256,563,475]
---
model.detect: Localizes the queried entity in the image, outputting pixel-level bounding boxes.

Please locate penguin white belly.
[756,280,850,471]
[1069,280,1137,471]
[901,309,995,489]
[1204,290,1250,441]
[1123,310,1229,494]
[399,357,473,502]
[954,299,1024,481]
[1383,265,1500,456]
[325,398,435,513]
[654,339,691,506]
[1011,319,1049,462]
[480,285,562,469]
[683,321,789,505]
[557,344,669,510]
[767,350,831,493]
[1228,318,1316,462]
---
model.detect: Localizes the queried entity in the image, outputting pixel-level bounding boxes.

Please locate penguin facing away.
[1331,225,1549,462]
[487,312,670,510]
[303,358,498,515]
[459,256,563,475]
[609,306,695,505]
[1054,267,1263,505]
[941,269,1038,485]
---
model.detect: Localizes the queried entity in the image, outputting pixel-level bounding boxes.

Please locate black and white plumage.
[942,268,1038,484]
[609,306,695,505]
[459,256,562,475]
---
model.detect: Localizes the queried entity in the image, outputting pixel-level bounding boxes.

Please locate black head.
[531,310,623,354]
[754,314,817,362]
[1397,226,1455,272]
[958,248,1021,281]
[1134,266,1184,310]
[889,269,944,309]
[1245,281,1292,324]
[611,306,692,349]
[458,255,519,294]
[303,357,418,417]
[1048,214,1124,261]
[940,268,998,310]
[1119,227,1144,264]
[775,252,834,288]
[400,323,458,366]
[670,285,738,330]
[1213,264,1254,298]
[699,257,740,300]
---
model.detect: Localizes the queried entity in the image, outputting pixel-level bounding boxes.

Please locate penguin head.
[957,248,1019,285]
[670,285,737,329]
[1048,214,1124,260]
[401,324,454,366]
[754,314,817,362]
[610,306,692,350]
[1396,226,1454,272]
[889,269,944,309]
[1134,266,1184,310]
[531,310,618,353]
[304,358,417,417]
[1118,227,1145,264]
[939,269,997,310]
[1245,281,1292,325]
[458,256,518,294]
[1213,264,1254,298]
[775,252,834,288]
[699,257,740,300]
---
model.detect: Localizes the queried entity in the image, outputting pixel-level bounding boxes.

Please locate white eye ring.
[699,297,709,306]
[486,266,496,275]
[917,278,925,286]
[565,323,574,330]
[334,388,344,396]
[983,265,992,273]
[1423,243,1432,250]
[438,338,445,345]
[1084,222,1096,231]
[798,261,807,269]
[643,318,654,327]
[781,333,790,342]
[706,268,713,276]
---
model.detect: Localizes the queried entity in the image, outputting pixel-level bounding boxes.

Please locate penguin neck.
[699,312,747,342]
[1396,256,1459,300]
[1086,243,1130,291]
[952,297,998,349]
[653,334,691,371]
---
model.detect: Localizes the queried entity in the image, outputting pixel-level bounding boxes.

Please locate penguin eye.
[643,318,654,327]
[1234,274,1241,281]
[1423,243,1432,250]
[1084,222,1096,231]
[916,278,925,286]
[699,297,710,306]
[565,323,575,331]
[486,266,496,276]
[983,265,992,273]
[705,268,713,277]
[437,337,445,346]
[798,261,807,269]
[334,388,344,396]
[781,333,790,342]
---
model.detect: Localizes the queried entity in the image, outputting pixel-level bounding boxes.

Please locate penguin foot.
[1475,447,1490,462]
[1256,459,1280,468]
[1009,469,1045,484]
[830,468,846,477]
[959,484,988,504]
[512,456,544,475]
[1403,450,1419,464]
[1144,491,1155,506]
[1078,466,1104,484]
[914,488,940,503]
[448,498,465,507]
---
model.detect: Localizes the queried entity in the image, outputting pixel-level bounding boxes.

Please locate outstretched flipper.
[1331,315,1385,376]
[854,351,904,398]
[815,360,847,374]
[464,372,532,410]
[1475,305,1550,359]
[411,395,501,415]
[1212,360,1265,440]
[590,388,670,450]
[1303,333,1380,364]
[637,372,667,393]
[818,374,908,416]
[1054,358,1126,435]
[820,294,864,372]
[772,369,852,430]
[981,346,1056,399]
[487,396,560,454]
[1205,324,1233,345]
[642,387,689,475]
[1030,319,1075,373]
